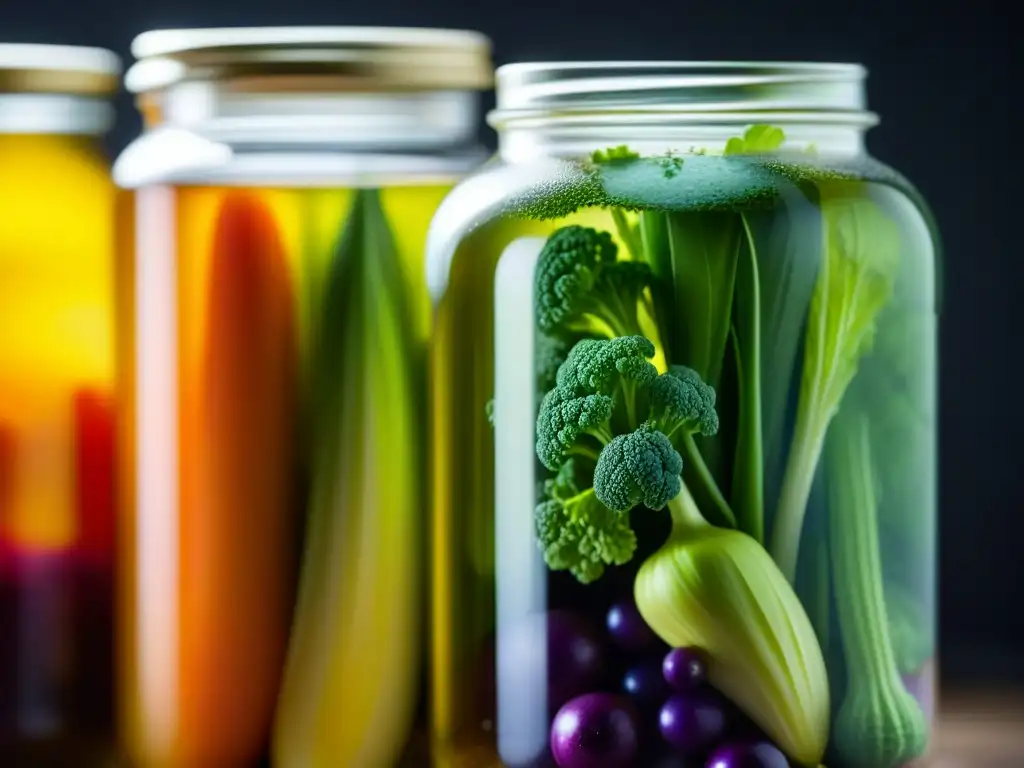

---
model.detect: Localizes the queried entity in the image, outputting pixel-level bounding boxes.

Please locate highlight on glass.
[0,43,122,764]
[425,61,939,768]
[112,27,492,767]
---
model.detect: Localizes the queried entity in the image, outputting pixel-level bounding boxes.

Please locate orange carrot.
[177,191,298,765]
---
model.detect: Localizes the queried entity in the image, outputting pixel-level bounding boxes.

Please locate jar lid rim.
[126,27,494,95]
[0,44,122,96]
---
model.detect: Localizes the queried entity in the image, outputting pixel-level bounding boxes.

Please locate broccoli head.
[535,486,637,584]
[535,389,614,471]
[535,336,659,470]
[556,336,658,398]
[593,422,683,512]
[534,225,653,338]
[650,365,720,438]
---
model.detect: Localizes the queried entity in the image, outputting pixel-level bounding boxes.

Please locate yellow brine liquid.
[117,182,448,767]
[0,133,117,758]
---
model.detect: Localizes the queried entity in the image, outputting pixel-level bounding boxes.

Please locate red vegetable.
[73,389,115,567]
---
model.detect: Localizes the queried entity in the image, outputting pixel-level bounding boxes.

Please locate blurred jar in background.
[0,44,121,765]
[113,27,493,767]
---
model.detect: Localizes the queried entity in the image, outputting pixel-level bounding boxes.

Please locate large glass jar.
[0,44,121,765]
[426,63,939,768]
[113,27,492,767]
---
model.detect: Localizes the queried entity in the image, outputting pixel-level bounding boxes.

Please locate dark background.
[3,0,1019,674]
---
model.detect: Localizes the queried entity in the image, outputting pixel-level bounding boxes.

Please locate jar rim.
[491,61,874,128]
[0,43,121,96]
[126,26,494,95]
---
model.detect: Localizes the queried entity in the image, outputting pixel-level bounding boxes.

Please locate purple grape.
[606,599,657,651]
[622,660,669,707]
[706,742,789,768]
[499,610,606,713]
[659,691,729,753]
[550,693,640,768]
[662,648,707,692]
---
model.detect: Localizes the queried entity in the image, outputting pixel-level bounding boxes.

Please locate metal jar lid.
[0,44,122,96]
[125,26,494,95]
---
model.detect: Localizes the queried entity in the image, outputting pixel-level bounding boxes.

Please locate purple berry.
[706,741,790,768]
[606,599,657,651]
[622,660,669,707]
[658,691,729,753]
[550,693,640,768]
[662,647,707,692]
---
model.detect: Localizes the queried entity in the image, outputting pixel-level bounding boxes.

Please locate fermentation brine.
[426,63,939,768]
[0,43,121,765]
[114,27,492,767]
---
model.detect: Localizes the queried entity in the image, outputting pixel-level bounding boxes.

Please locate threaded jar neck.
[489,62,877,161]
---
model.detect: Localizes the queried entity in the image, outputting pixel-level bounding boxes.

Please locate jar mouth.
[490,61,875,129]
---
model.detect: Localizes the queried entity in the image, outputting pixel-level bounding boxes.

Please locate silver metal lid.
[0,44,121,95]
[126,26,494,95]
[490,61,873,127]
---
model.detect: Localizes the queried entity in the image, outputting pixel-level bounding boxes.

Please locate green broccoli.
[535,460,637,584]
[534,225,654,339]
[650,365,720,438]
[534,337,736,582]
[593,422,682,512]
[535,335,658,470]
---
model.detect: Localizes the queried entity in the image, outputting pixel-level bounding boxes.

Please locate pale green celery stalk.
[769,189,900,582]
[729,215,765,543]
[273,188,420,766]
[827,407,928,768]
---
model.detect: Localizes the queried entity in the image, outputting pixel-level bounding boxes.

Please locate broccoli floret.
[650,365,720,438]
[535,336,659,470]
[556,336,658,398]
[536,332,573,393]
[534,225,653,338]
[535,486,637,584]
[535,388,614,471]
[593,422,683,512]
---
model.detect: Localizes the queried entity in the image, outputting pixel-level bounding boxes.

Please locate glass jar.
[0,44,121,764]
[426,63,939,768]
[113,27,492,767]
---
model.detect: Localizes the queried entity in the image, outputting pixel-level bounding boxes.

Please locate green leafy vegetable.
[769,186,901,582]
[663,211,741,389]
[274,188,420,765]
[825,406,928,768]
[730,215,766,542]
[724,124,787,156]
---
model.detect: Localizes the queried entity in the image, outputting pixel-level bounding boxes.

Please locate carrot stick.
[177,191,298,765]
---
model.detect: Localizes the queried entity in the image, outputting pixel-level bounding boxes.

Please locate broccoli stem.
[611,207,644,261]
[828,408,928,768]
[679,433,736,529]
[769,408,826,583]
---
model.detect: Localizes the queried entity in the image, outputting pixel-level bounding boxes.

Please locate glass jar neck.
[489,62,876,163]
[0,93,113,135]
[496,118,869,164]
[142,81,482,153]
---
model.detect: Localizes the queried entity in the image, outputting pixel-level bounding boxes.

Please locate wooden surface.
[930,688,1024,766]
